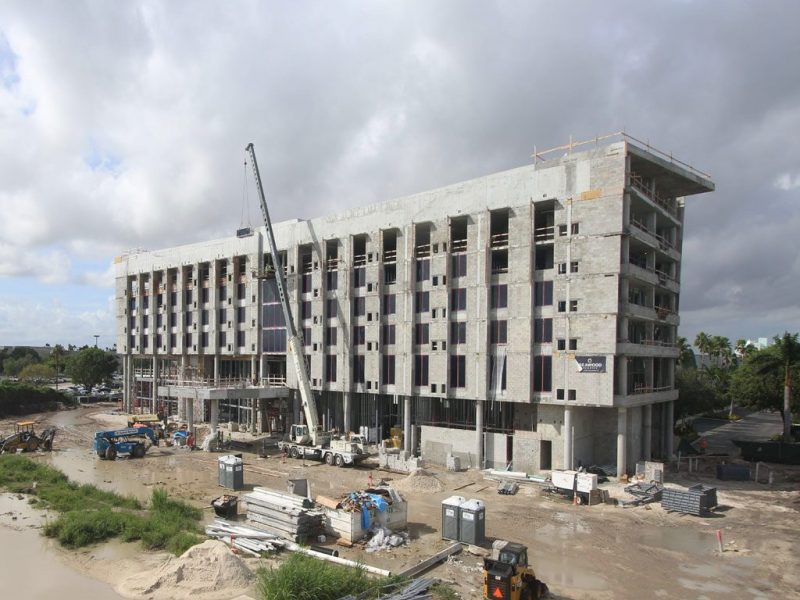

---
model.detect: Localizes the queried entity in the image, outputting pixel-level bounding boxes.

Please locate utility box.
[551,470,577,492]
[459,499,486,546]
[441,495,465,541]
[576,473,598,493]
[218,455,244,490]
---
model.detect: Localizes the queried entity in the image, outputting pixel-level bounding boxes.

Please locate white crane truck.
[247,144,367,467]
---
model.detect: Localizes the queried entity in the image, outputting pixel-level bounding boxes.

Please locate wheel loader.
[0,421,57,454]
[483,540,548,600]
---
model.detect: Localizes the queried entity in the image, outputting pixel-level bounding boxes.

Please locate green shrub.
[0,382,68,417]
[258,553,371,600]
[257,554,407,600]
[1,456,202,556]
[44,509,143,547]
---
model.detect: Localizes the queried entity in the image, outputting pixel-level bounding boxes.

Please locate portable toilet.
[218,455,244,490]
[441,496,466,541]
[459,499,486,545]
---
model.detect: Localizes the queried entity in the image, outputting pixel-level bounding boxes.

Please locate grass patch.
[257,553,408,600]
[0,454,202,555]
[431,583,460,600]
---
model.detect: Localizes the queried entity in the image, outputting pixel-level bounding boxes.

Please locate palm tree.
[677,337,696,368]
[694,332,711,357]
[752,332,800,442]
[710,336,733,368]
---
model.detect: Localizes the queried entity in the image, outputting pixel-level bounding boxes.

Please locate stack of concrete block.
[661,484,717,516]
[244,486,323,542]
[378,447,425,473]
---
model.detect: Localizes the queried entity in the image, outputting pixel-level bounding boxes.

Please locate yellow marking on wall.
[580,189,603,201]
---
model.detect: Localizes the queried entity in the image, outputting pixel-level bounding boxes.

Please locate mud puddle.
[0,493,125,599]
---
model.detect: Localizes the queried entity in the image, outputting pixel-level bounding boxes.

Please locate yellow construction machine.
[483,540,548,600]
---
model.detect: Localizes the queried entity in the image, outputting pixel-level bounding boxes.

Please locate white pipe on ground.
[285,542,391,576]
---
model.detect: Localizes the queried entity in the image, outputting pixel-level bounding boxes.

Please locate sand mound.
[117,540,253,600]
[393,469,445,494]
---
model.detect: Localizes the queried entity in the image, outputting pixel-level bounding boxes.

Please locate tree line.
[0,345,118,391]
[676,331,799,442]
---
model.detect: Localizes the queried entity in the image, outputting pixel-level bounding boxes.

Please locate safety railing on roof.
[531,131,711,181]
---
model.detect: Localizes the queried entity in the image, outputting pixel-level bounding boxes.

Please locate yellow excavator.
[483,540,548,600]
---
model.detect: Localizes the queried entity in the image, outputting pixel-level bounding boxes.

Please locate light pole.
[93,335,100,348]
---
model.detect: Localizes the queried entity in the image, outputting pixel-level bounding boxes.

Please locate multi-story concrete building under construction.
[115,133,713,475]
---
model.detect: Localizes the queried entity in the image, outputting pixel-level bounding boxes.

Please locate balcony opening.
[382,229,398,263]
[415,223,431,258]
[491,248,508,274]
[490,209,509,248]
[352,234,367,267]
[628,242,650,271]
[450,216,468,253]
[534,244,554,270]
[534,209,554,242]
[627,320,647,344]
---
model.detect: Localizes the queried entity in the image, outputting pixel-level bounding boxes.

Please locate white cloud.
[0,1,798,345]
[774,172,800,191]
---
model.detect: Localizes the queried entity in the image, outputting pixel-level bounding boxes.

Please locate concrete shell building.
[115,134,713,475]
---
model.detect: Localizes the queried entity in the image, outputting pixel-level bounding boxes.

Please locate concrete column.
[403,396,412,454]
[564,406,574,470]
[343,392,351,434]
[214,355,220,385]
[210,398,219,436]
[617,356,628,397]
[643,404,653,461]
[122,355,129,412]
[475,399,484,469]
[187,396,195,441]
[665,400,674,458]
[152,356,158,414]
[616,406,627,477]
[250,355,257,385]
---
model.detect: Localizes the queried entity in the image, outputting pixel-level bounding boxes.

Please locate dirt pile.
[116,540,253,600]
[393,469,445,494]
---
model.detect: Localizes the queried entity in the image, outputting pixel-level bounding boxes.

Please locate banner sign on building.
[575,356,606,373]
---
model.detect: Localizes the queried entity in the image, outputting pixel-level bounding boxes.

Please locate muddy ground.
[2,405,799,600]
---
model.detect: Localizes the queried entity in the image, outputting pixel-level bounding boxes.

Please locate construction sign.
[575,355,606,373]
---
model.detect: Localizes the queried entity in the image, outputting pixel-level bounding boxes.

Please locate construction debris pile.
[339,578,436,600]
[393,469,445,493]
[365,526,409,553]
[621,482,664,507]
[318,486,408,545]
[243,487,324,542]
[662,484,718,516]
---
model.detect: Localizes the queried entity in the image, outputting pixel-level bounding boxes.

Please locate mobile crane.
[246,144,366,467]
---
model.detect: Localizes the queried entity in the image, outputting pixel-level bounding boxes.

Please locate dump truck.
[483,540,548,599]
[93,427,159,460]
[0,421,56,454]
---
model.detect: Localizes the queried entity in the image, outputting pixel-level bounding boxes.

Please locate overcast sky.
[0,1,798,349]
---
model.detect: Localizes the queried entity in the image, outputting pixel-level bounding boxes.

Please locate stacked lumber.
[244,486,323,542]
